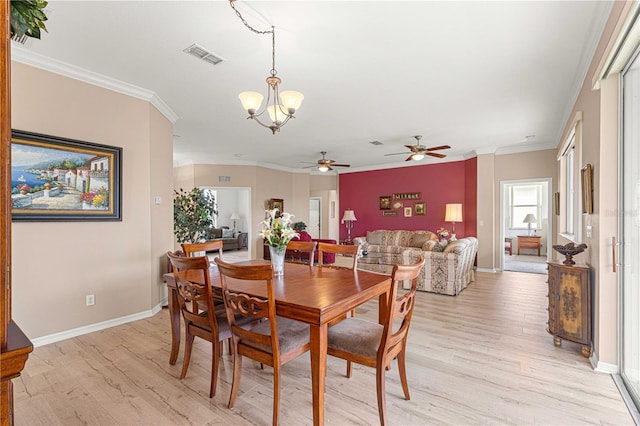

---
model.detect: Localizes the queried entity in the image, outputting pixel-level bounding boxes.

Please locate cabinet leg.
[581,346,592,358]
[553,336,562,347]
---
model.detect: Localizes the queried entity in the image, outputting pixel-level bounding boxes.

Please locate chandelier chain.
[229,1,277,76]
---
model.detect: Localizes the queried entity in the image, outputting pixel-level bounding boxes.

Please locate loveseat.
[353,230,478,296]
[205,226,244,251]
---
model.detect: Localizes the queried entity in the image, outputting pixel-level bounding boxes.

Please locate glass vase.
[269,245,286,276]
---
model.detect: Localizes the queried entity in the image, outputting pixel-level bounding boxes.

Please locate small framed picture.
[268,198,284,216]
[382,211,397,216]
[414,202,425,215]
[404,207,412,217]
[379,195,391,210]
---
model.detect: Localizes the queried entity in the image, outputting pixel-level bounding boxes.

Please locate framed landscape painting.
[11,130,122,221]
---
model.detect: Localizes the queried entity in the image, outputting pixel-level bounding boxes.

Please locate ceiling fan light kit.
[230,1,303,134]
[303,151,351,172]
[384,135,451,162]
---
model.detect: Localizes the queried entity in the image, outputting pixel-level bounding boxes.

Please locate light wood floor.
[13,271,635,425]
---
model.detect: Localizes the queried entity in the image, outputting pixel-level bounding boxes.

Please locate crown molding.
[11,44,179,124]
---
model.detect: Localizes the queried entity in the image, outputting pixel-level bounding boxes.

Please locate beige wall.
[553,1,631,368]
[175,164,312,259]
[11,63,174,340]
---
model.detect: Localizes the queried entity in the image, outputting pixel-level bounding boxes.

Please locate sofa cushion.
[422,240,437,251]
[222,228,234,238]
[409,232,431,248]
[366,230,385,245]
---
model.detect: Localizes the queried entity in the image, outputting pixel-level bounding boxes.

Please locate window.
[509,184,542,229]
[565,143,575,235]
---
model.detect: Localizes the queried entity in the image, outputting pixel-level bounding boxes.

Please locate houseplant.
[173,188,217,244]
[10,0,48,39]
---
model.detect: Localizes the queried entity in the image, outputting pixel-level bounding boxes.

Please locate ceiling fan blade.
[331,163,350,167]
[426,145,451,151]
[405,155,414,162]
[427,152,447,158]
[384,152,408,156]
[326,165,334,171]
[404,145,421,152]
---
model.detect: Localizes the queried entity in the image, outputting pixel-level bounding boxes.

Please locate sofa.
[205,226,244,251]
[353,230,478,296]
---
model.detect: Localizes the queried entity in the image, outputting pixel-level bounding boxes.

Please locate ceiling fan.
[303,151,351,172]
[385,135,451,162]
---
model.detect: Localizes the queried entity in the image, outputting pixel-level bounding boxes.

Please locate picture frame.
[414,202,425,215]
[554,192,560,216]
[581,164,593,214]
[404,207,412,217]
[268,198,284,215]
[11,130,122,221]
[379,195,391,210]
[382,210,397,216]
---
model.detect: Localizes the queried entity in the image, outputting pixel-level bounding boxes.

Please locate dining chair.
[182,240,224,259]
[214,258,311,426]
[285,240,317,266]
[326,255,425,426]
[317,242,359,270]
[166,251,232,398]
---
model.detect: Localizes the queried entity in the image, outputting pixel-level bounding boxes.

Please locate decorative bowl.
[552,242,587,265]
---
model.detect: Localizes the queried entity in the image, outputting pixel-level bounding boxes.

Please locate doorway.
[206,186,251,260]
[308,198,321,239]
[500,179,552,274]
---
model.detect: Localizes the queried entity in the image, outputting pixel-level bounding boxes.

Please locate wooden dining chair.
[285,240,317,266]
[326,255,425,426]
[317,242,359,270]
[166,251,232,398]
[182,240,223,259]
[214,258,311,426]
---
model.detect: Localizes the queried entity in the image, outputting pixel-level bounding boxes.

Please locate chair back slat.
[317,242,359,269]
[285,240,317,266]
[214,259,280,357]
[378,256,425,358]
[182,240,223,258]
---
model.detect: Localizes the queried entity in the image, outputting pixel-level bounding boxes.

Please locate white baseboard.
[32,298,168,348]
[590,351,618,374]
[476,267,498,273]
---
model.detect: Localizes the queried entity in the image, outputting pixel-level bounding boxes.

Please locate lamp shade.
[238,91,263,113]
[279,90,304,111]
[523,213,537,224]
[341,209,357,223]
[230,213,240,220]
[445,204,463,222]
[411,152,425,161]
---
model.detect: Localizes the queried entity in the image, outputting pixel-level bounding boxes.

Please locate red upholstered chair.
[288,231,336,264]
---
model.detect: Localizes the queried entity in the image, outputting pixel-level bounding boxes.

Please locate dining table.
[163,260,391,426]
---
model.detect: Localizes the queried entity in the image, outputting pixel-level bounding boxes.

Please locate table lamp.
[444,203,463,240]
[523,213,537,236]
[341,209,357,243]
[230,212,240,230]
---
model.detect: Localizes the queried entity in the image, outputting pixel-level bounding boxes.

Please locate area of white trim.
[591,350,619,374]
[31,298,167,348]
[11,44,179,124]
[475,267,498,273]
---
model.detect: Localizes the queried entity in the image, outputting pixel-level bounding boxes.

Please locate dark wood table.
[164,260,391,426]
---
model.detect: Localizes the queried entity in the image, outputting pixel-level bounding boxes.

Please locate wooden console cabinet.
[518,235,541,255]
[546,260,592,357]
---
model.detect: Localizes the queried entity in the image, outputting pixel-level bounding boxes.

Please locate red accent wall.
[338,158,477,241]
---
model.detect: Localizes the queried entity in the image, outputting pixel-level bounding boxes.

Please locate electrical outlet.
[86,294,95,306]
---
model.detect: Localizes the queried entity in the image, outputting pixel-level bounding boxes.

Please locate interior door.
[308,198,321,238]
[620,46,640,410]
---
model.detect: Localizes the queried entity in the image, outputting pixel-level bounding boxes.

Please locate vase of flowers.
[436,227,450,243]
[259,208,299,276]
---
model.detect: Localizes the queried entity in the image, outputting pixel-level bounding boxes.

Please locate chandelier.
[230,0,304,134]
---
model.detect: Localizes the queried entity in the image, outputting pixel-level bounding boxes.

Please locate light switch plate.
[586,225,592,238]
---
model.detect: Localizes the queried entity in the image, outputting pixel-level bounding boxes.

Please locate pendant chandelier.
[230,1,304,134]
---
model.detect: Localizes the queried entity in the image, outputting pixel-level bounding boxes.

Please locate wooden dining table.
[163,260,391,426]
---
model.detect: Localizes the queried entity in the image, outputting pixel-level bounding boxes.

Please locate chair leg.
[376,364,388,426]
[346,361,352,378]
[272,364,280,426]
[180,331,195,379]
[228,354,242,409]
[397,348,410,400]
[210,339,220,398]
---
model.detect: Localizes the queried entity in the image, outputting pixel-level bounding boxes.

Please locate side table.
[517,235,541,256]
[238,232,248,249]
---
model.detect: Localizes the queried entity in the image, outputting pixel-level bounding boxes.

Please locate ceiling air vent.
[369,140,383,146]
[183,43,225,66]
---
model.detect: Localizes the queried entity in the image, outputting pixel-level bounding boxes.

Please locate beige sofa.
[354,230,478,296]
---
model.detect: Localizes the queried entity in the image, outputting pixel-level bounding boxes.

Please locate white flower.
[259,208,299,248]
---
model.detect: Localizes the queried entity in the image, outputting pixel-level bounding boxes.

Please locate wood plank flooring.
[13,271,635,425]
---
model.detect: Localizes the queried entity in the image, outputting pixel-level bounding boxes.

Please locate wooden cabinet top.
[547,260,590,271]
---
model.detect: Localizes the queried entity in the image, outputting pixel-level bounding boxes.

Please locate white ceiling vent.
[369,140,383,146]
[183,44,225,66]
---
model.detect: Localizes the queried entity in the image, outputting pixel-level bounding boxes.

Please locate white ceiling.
[12,1,612,173]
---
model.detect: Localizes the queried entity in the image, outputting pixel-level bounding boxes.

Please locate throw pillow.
[432,244,445,252]
[366,230,384,245]
[409,233,430,248]
[222,228,233,238]
[422,240,437,251]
